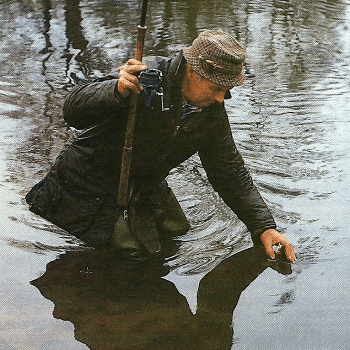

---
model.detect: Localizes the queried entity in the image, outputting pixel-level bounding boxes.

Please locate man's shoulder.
[143,51,184,77]
[143,55,172,73]
[208,102,228,117]
[205,102,232,131]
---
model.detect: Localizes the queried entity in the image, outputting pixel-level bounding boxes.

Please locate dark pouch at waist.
[128,182,190,253]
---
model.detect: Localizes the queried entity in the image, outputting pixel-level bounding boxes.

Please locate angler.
[26,28,296,262]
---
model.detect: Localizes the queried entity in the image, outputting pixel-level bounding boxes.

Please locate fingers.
[277,236,296,262]
[264,243,276,260]
[126,59,148,72]
[118,74,143,97]
[118,59,148,98]
[284,242,296,262]
[120,59,148,75]
[260,229,296,262]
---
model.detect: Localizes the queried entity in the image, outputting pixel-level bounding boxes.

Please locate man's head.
[181,30,246,107]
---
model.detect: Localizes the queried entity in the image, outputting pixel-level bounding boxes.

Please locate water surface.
[0,0,350,349]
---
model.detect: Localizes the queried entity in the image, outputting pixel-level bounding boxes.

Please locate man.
[26,30,296,261]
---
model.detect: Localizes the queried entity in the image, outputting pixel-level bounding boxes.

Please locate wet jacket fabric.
[26,51,276,251]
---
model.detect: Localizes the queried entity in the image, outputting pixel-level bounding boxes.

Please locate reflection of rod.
[39,0,53,55]
[39,0,55,121]
[64,0,90,81]
[64,0,88,51]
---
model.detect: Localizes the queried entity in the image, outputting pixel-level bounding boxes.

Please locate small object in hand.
[274,243,290,263]
[265,244,293,275]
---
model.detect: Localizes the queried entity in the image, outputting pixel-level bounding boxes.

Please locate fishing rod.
[112,0,149,254]
[117,0,148,210]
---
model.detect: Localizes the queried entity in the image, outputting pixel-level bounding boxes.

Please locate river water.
[0,0,350,349]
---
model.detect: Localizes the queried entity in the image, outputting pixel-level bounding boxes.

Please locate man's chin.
[192,101,213,108]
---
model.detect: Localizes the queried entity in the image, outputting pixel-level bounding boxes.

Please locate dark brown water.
[1,0,350,349]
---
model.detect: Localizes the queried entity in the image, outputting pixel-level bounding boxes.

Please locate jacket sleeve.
[198,104,276,244]
[63,76,126,130]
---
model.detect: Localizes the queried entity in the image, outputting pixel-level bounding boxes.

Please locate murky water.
[1,0,350,349]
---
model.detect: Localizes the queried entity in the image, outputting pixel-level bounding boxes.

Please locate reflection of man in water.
[31,246,291,350]
[25,30,295,261]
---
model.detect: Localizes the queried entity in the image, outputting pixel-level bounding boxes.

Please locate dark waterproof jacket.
[26,51,276,250]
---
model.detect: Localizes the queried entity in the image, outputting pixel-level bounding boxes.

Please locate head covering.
[183,29,246,87]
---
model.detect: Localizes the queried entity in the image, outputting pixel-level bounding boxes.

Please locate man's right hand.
[117,59,148,98]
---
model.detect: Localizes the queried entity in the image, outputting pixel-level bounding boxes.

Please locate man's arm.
[199,105,296,262]
[63,59,147,130]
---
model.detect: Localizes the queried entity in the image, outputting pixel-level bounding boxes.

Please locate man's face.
[181,65,232,108]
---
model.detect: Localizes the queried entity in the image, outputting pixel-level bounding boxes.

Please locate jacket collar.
[168,50,186,85]
[162,51,186,119]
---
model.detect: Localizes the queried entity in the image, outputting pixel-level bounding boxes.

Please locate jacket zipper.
[173,111,193,136]
[173,119,188,136]
[173,124,180,136]
[173,104,202,136]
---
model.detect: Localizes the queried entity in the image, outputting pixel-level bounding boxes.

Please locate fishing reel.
[138,69,170,111]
